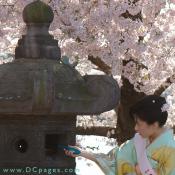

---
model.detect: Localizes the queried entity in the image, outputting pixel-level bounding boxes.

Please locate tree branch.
[120,10,142,22]
[88,55,112,75]
[76,126,116,138]
[154,73,175,95]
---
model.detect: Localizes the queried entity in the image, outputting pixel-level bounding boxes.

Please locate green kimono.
[94,129,175,175]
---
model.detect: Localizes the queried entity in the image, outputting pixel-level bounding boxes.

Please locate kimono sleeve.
[160,147,175,175]
[117,139,137,175]
[93,147,118,175]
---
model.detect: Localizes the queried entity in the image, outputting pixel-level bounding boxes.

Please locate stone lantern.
[0,0,120,174]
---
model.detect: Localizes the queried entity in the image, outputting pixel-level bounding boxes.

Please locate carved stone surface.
[0,0,120,172]
[15,0,61,60]
[0,59,120,114]
[0,115,76,169]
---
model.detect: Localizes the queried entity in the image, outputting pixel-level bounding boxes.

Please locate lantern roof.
[0,0,120,115]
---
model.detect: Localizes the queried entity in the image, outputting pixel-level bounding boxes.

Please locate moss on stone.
[23,0,54,23]
[37,79,46,105]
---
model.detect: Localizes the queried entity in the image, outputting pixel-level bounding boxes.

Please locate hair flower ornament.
[161,103,170,112]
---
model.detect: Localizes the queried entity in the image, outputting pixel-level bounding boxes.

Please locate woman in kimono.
[65,95,175,175]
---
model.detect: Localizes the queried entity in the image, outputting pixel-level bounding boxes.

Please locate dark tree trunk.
[76,126,116,137]
[82,55,175,144]
[115,76,146,145]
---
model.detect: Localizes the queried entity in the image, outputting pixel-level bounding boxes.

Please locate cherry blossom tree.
[1,0,175,143]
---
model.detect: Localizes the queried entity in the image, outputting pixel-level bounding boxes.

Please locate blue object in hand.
[58,145,81,155]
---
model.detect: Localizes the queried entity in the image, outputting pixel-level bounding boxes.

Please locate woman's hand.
[64,145,97,162]
[64,145,82,158]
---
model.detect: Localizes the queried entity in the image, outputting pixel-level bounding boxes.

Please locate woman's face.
[134,115,159,138]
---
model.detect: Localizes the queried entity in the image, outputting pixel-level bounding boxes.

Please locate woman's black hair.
[130,95,168,127]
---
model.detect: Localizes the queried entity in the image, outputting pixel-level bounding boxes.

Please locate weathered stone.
[23,0,54,23]
[0,0,120,173]
[15,0,60,60]
[0,59,119,114]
